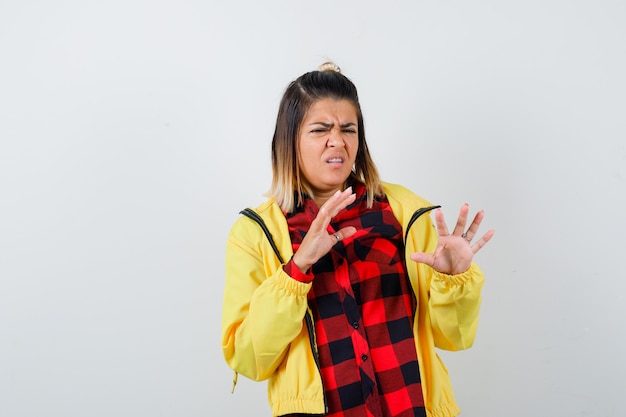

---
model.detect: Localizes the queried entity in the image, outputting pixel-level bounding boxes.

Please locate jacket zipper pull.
[231,371,238,394]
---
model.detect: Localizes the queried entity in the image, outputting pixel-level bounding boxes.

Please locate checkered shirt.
[283,182,426,417]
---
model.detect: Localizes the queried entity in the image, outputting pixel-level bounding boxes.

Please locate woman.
[221,62,494,417]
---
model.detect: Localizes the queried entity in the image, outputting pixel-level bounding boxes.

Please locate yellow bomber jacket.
[221,182,485,417]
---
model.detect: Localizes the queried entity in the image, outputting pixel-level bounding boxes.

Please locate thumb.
[338,226,357,240]
[409,252,433,266]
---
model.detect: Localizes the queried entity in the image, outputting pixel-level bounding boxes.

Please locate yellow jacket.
[222,182,484,417]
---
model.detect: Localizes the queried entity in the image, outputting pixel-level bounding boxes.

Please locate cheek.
[349,140,359,158]
[298,144,317,170]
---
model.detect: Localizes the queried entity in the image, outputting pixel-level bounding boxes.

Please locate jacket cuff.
[271,268,313,298]
[283,259,314,283]
[432,263,480,287]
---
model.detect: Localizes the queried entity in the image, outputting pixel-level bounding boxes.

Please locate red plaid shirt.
[283,182,426,417]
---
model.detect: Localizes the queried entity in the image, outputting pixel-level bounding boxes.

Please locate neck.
[308,178,356,207]
[311,189,340,208]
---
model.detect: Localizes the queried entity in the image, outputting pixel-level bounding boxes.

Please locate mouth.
[326,157,344,163]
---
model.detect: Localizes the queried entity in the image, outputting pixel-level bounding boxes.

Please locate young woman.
[222,62,494,417]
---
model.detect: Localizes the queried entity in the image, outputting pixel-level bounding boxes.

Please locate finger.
[308,208,333,235]
[326,187,356,217]
[463,210,485,240]
[433,209,450,236]
[451,203,469,236]
[318,188,351,215]
[311,189,348,229]
[332,187,356,217]
[471,229,495,253]
[334,226,357,242]
[409,251,434,267]
[316,188,355,228]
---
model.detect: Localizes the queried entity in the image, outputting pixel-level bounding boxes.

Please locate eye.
[342,129,357,134]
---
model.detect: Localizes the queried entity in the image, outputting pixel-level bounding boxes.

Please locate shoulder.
[230,198,283,233]
[228,197,291,256]
[382,182,433,218]
[382,182,439,251]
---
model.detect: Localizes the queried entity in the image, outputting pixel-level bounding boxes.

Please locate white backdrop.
[1,1,625,416]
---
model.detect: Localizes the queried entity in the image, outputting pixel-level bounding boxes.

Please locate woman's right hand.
[291,187,357,274]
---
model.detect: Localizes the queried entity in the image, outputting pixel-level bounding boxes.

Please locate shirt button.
[361,354,368,361]
[352,321,359,329]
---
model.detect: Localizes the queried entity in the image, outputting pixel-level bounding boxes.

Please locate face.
[298,98,359,203]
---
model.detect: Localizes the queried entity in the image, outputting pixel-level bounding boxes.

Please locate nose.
[327,131,345,147]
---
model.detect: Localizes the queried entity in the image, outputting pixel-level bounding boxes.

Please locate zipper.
[240,207,327,412]
[404,205,441,242]
[305,309,328,413]
[240,208,285,264]
[239,204,439,412]
[231,371,238,393]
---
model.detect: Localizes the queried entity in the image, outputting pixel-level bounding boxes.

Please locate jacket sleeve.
[221,217,312,381]
[385,182,486,351]
[428,263,485,351]
[405,199,485,351]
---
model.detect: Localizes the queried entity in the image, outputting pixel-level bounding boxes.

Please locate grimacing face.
[298,98,359,204]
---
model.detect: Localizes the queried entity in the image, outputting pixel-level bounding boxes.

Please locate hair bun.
[318,62,341,73]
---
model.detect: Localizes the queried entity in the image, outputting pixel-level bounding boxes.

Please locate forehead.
[303,98,358,122]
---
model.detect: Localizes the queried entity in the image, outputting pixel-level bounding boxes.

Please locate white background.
[1,1,625,416]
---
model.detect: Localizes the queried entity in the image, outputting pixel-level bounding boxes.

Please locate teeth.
[327,158,343,163]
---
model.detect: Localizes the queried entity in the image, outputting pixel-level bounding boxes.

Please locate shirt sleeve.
[283,258,315,283]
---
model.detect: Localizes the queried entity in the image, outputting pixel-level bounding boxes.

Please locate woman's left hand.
[409,204,495,275]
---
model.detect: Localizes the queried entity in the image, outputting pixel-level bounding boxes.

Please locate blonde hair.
[268,63,382,212]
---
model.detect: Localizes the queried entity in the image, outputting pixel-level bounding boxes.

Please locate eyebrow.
[308,122,357,128]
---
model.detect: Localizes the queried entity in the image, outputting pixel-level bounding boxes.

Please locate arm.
[428,263,485,350]
[410,204,494,351]
[221,220,311,381]
[221,189,357,380]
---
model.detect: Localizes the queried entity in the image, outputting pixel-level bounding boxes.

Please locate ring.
[461,232,471,242]
[334,233,340,242]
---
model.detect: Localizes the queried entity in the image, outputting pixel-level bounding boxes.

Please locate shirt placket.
[330,239,383,417]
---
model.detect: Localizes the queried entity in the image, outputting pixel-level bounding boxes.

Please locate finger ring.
[461,232,471,241]
[334,233,340,242]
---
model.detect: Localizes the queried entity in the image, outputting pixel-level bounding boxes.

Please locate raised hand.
[409,204,495,275]
[292,187,357,274]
